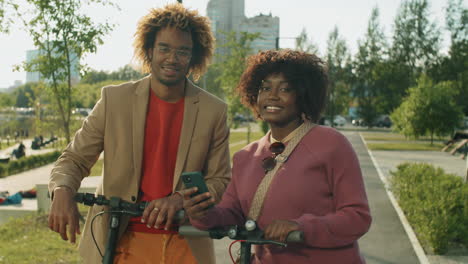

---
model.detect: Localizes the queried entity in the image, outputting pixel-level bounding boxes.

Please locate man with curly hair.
[48,3,230,263]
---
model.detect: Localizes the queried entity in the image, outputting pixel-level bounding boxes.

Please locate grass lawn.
[0,212,83,264]
[366,142,444,151]
[230,131,264,144]
[361,131,446,151]
[0,141,16,152]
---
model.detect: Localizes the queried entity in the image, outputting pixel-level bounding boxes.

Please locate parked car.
[374,115,392,128]
[352,118,364,126]
[233,113,255,123]
[333,115,346,126]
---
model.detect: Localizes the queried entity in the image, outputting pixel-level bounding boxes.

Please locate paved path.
[363,134,468,264]
[344,131,421,264]
[1,130,467,263]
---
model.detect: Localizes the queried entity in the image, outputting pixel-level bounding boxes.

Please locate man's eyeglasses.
[262,141,286,173]
[156,45,192,62]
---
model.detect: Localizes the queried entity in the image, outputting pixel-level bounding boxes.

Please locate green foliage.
[0,151,61,178]
[295,28,319,54]
[390,0,441,71]
[366,142,443,151]
[428,0,468,115]
[353,7,388,126]
[390,163,468,254]
[0,212,82,263]
[0,91,14,108]
[376,0,442,114]
[215,31,260,127]
[325,26,353,124]
[7,0,116,143]
[391,75,464,143]
[81,65,145,84]
[260,121,269,135]
[73,79,123,109]
[0,0,11,33]
[198,65,224,99]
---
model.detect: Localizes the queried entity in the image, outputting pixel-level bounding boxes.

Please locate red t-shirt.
[127,90,184,233]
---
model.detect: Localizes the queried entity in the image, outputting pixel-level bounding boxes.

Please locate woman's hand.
[181,187,215,221]
[264,219,300,243]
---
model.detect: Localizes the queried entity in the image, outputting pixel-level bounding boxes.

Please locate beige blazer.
[49,76,231,264]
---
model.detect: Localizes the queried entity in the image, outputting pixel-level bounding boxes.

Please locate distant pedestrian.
[12,142,26,159]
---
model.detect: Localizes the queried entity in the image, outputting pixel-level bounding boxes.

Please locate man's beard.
[157,75,185,86]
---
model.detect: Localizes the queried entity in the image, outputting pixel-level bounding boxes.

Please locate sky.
[0,0,451,88]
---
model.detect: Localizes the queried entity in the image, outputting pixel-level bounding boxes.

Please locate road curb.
[359,133,430,264]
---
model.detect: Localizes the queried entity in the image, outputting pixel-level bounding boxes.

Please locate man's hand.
[264,220,300,243]
[48,186,81,243]
[181,187,215,221]
[141,193,184,231]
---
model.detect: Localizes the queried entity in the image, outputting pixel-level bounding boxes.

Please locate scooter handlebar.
[178,225,304,243]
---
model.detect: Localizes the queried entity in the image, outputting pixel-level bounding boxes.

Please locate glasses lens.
[262,156,276,172]
[270,142,285,155]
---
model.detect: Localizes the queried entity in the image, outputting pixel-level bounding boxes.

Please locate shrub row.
[390,163,468,254]
[0,151,61,178]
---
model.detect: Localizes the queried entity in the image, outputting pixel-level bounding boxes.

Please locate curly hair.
[237,49,329,122]
[133,3,214,81]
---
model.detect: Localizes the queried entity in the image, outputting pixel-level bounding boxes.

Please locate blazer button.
[131,196,136,201]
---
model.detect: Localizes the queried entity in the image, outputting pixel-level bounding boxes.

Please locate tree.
[391,0,441,71]
[0,0,11,33]
[391,75,463,144]
[429,0,468,115]
[353,7,389,127]
[7,0,116,143]
[325,26,352,125]
[295,28,319,54]
[199,65,224,99]
[81,65,144,84]
[385,0,442,112]
[216,31,260,142]
[0,92,14,108]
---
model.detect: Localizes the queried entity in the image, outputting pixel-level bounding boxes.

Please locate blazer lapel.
[132,76,150,183]
[173,80,200,190]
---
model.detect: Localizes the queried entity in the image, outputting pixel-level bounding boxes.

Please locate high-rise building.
[25,47,80,84]
[207,0,245,58]
[206,0,280,60]
[26,50,42,83]
[239,13,279,53]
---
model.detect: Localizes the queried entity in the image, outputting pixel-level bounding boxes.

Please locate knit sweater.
[191,126,371,263]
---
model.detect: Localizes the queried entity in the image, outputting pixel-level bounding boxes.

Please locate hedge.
[390,163,468,254]
[0,151,61,178]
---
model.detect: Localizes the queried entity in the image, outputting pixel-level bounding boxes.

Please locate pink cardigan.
[191,126,371,263]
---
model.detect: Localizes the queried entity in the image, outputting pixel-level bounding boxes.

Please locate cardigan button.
[131,196,136,201]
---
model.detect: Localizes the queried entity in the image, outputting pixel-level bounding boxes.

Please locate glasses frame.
[155,44,192,62]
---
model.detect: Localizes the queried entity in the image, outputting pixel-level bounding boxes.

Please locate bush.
[390,163,468,254]
[0,151,61,178]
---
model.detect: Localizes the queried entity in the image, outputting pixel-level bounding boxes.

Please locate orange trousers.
[113,231,197,264]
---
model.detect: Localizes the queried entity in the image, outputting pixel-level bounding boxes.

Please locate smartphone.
[181,171,210,198]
